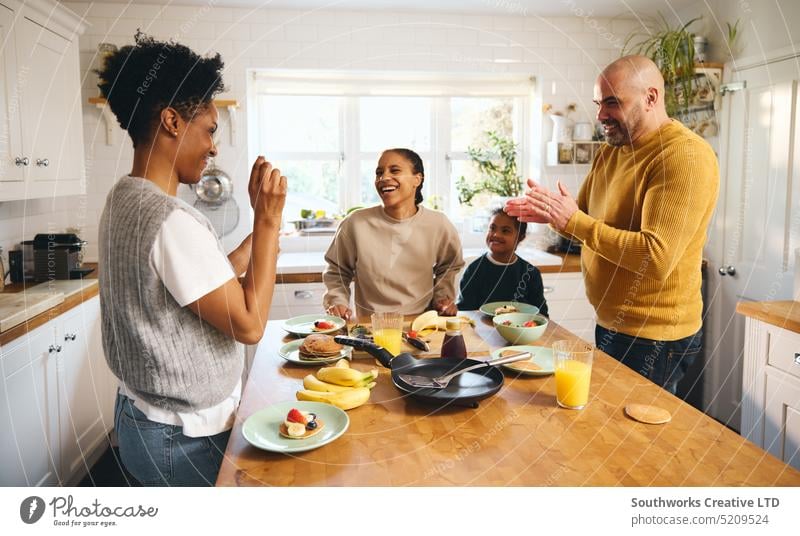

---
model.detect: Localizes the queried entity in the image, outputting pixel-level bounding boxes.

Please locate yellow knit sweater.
[565,120,719,341]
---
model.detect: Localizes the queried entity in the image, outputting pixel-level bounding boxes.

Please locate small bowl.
[493,312,549,345]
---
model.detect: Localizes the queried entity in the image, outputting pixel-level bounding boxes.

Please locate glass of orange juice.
[552,340,594,409]
[371,312,403,357]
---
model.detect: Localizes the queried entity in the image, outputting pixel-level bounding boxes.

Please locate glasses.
[552,340,594,410]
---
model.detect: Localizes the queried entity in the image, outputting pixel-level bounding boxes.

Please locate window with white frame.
[248,71,534,226]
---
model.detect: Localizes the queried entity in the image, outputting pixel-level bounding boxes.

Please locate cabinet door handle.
[543,286,555,294]
[794,353,800,366]
[294,290,314,300]
[49,344,62,353]
[15,156,29,167]
[64,333,76,341]
[35,158,49,167]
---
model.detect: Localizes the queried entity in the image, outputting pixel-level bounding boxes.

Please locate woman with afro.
[96,33,286,485]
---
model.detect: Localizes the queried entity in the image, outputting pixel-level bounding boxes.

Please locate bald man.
[506,56,719,395]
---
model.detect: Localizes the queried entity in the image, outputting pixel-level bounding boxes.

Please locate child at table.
[457,207,549,315]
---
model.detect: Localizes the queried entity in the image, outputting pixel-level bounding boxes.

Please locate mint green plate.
[279,338,352,366]
[242,401,349,454]
[491,345,554,376]
[282,314,346,336]
[479,301,540,317]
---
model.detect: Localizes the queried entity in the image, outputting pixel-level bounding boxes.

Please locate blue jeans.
[595,325,702,395]
[114,393,230,486]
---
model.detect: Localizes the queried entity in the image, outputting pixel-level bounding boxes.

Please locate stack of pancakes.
[299,333,344,361]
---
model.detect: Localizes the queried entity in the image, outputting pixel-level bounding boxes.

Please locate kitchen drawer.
[272,283,326,311]
[767,326,800,381]
[548,300,596,322]
[764,371,800,470]
[541,273,586,303]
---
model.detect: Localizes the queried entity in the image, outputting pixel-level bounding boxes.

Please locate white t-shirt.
[121,206,240,438]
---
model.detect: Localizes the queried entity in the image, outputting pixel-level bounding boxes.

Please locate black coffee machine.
[31,234,93,281]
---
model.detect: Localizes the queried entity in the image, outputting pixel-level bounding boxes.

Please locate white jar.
[549,115,573,143]
[573,122,593,141]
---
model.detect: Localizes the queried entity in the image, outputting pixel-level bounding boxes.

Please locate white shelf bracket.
[94,102,115,145]
[226,104,238,146]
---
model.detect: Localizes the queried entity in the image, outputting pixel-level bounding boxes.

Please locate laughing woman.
[323,148,464,319]
[96,34,286,486]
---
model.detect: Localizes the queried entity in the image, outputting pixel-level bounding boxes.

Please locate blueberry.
[306,421,318,430]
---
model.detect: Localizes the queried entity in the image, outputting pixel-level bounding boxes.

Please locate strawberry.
[407,330,418,339]
[314,320,334,330]
[286,408,307,424]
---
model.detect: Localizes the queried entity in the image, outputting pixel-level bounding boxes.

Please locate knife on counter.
[402,331,430,352]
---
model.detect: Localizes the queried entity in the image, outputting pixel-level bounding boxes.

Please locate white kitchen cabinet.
[57,297,115,484]
[0,0,85,201]
[0,296,114,486]
[764,372,800,470]
[0,3,23,184]
[270,282,329,320]
[0,321,60,486]
[541,272,595,342]
[741,316,800,470]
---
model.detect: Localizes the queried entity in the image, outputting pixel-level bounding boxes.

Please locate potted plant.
[623,14,701,117]
[456,130,522,206]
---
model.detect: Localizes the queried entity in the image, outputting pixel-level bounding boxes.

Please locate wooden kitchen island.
[217,312,800,486]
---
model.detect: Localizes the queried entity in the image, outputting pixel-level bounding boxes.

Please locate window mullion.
[342,96,360,211]
[433,96,451,214]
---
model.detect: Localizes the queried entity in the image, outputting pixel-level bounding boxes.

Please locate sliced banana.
[287,422,306,437]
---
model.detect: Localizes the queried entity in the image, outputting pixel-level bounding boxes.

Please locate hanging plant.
[622,14,701,117]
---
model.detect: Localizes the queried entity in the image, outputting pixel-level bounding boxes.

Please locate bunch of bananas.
[296,359,377,410]
[411,310,476,333]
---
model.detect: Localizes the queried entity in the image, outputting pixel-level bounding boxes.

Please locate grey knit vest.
[99,175,241,413]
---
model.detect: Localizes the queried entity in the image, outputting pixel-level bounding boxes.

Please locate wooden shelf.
[87,97,240,145]
[87,97,238,108]
[546,140,601,165]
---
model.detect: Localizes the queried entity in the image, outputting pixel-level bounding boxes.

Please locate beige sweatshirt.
[323,205,464,318]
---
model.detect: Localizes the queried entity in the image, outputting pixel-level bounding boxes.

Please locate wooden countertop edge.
[276,252,583,284]
[0,264,99,347]
[0,283,99,346]
[736,300,800,335]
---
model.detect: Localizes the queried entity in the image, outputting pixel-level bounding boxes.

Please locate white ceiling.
[85,0,697,18]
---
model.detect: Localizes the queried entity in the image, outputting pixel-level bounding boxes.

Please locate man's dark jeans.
[595,325,702,395]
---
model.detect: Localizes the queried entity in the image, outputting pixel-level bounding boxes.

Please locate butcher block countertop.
[217,311,800,487]
[0,264,99,347]
[276,250,582,284]
[736,300,800,335]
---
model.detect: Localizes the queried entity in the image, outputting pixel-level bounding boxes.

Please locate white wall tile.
[445,28,479,46]
[282,24,318,42]
[317,25,352,43]
[553,48,582,65]
[215,22,251,41]
[537,31,568,48]
[523,17,553,32]
[413,28,447,45]
[492,16,524,31]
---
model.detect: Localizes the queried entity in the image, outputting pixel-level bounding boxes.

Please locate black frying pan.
[334,336,504,408]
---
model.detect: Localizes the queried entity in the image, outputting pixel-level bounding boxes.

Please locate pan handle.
[485,351,532,367]
[334,336,394,368]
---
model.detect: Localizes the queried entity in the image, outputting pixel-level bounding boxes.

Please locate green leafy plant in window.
[456,131,522,206]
